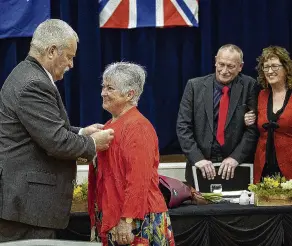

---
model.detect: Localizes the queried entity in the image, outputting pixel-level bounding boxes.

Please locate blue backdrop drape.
[1,0,292,154]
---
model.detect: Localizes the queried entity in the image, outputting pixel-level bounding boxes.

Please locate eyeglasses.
[262,64,283,72]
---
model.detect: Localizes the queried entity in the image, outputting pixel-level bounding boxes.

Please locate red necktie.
[216,86,230,146]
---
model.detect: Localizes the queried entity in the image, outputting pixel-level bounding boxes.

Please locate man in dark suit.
[177,44,258,186]
[0,19,114,241]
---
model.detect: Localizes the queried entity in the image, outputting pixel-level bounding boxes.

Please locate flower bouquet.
[248,175,292,206]
[190,187,223,204]
[71,181,88,212]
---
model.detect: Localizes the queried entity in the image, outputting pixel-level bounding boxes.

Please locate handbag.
[159,175,208,208]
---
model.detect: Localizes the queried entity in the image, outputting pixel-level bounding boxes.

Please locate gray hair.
[102,62,147,106]
[29,19,79,56]
[217,44,244,63]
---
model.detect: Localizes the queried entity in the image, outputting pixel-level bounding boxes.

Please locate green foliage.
[73,181,88,201]
[201,193,222,203]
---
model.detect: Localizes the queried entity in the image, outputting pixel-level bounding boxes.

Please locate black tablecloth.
[57,203,292,246]
[170,202,292,216]
[169,203,292,246]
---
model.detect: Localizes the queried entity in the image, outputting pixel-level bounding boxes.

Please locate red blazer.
[88,107,167,235]
[254,89,292,183]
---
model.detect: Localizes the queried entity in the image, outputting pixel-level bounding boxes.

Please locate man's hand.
[112,219,134,245]
[244,110,256,126]
[82,123,104,136]
[218,157,239,180]
[195,160,216,180]
[91,129,114,151]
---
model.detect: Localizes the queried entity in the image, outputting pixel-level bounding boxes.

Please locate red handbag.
[159,175,208,208]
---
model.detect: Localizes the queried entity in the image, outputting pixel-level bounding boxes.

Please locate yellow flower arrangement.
[72,181,88,212]
[248,175,292,205]
[73,181,88,201]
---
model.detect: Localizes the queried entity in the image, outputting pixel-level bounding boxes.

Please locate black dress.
[261,89,292,179]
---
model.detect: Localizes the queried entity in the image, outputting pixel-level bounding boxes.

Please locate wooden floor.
[160,154,186,163]
[77,154,186,165]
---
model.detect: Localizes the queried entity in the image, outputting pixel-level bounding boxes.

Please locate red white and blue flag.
[99,0,199,28]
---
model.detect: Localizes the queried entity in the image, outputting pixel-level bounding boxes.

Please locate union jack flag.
[99,0,199,29]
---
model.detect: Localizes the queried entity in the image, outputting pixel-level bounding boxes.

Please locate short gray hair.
[217,44,244,63]
[102,62,147,106]
[29,19,79,56]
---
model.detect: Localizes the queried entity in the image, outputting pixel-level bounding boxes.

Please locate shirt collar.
[214,78,234,91]
[42,66,56,87]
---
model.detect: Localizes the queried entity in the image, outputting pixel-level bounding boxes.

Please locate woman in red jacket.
[245,46,292,183]
[88,62,175,246]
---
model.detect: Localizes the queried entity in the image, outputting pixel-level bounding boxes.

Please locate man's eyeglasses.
[262,64,283,72]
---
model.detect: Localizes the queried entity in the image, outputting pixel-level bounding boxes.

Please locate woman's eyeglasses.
[262,64,283,72]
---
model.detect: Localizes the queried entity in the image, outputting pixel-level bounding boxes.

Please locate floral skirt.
[92,211,175,246]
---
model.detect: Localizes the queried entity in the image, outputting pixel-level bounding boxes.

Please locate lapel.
[203,75,215,132]
[258,90,269,124]
[225,76,243,129]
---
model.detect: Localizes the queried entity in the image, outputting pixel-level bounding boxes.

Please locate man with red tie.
[177,44,258,185]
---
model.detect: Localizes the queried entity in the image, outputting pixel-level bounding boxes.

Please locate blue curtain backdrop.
[0,0,292,154]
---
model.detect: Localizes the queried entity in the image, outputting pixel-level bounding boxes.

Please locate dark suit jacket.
[177,73,258,186]
[0,57,96,229]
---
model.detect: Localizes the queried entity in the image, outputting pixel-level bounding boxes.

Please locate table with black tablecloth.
[57,203,292,246]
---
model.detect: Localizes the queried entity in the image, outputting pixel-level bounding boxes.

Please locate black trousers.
[0,218,56,242]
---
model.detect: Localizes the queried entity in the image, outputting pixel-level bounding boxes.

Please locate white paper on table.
[221,190,251,197]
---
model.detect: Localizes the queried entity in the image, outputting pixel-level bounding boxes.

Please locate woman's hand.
[112,219,134,245]
[244,110,256,126]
